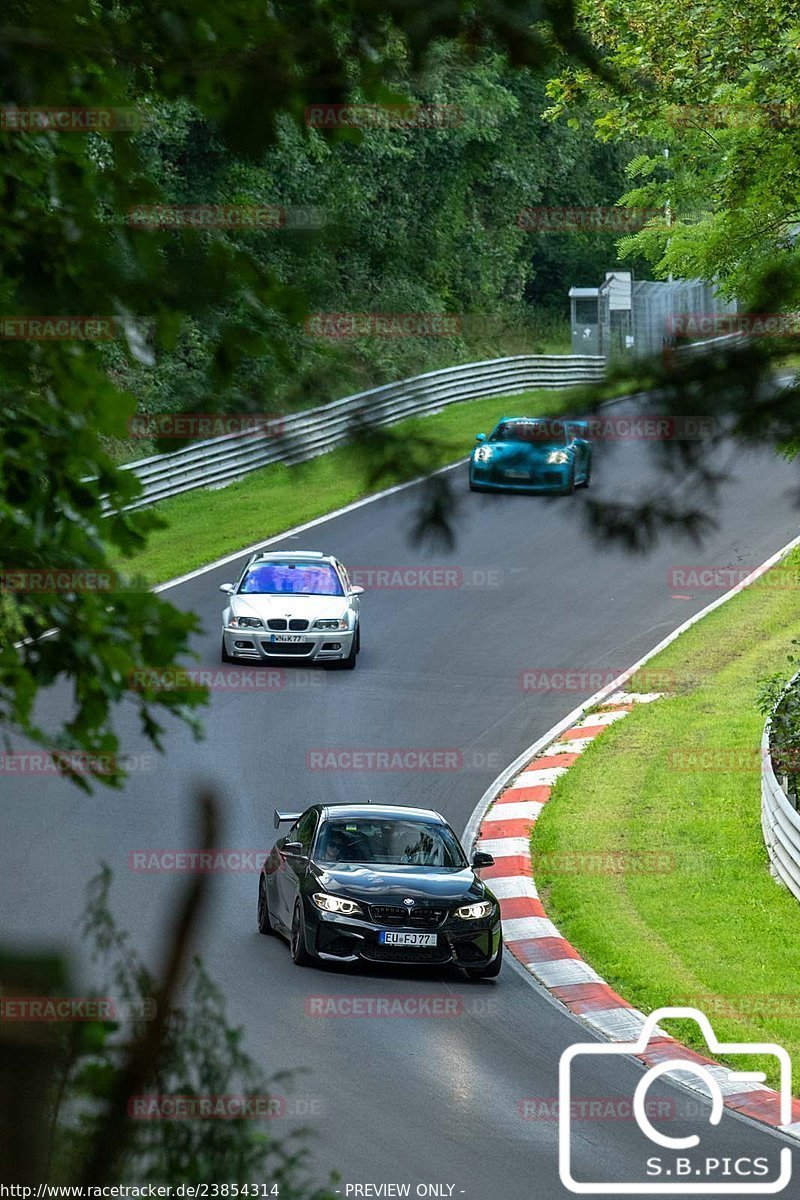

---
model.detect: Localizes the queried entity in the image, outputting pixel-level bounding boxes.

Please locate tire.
[330,637,357,670]
[257,874,275,936]
[355,623,361,654]
[221,635,233,664]
[290,900,314,967]
[465,939,504,980]
[578,459,591,489]
[563,467,576,496]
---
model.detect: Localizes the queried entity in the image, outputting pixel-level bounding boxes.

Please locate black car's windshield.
[316,818,468,868]
[238,561,344,596]
[489,420,568,447]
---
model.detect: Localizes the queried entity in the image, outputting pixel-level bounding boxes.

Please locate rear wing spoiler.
[274,809,302,829]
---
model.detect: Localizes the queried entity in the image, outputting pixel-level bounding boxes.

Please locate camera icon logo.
[559,1006,792,1194]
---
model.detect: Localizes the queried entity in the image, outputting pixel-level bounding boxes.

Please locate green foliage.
[101,46,631,445]
[0,1,633,787]
[546,0,800,303]
[756,635,800,795]
[46,867,333,1192]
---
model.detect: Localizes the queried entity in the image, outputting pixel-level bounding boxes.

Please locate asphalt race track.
[4,416,800,1197]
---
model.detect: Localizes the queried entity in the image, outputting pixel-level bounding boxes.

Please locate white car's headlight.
[455,901,494,920]
[474,446,492,463]
[547,450,569,465]
[312,892,363,916]
[314,618,349,630]
[228,615,263,629]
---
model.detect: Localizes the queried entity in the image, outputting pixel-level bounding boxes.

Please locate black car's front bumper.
[305,906,502,969]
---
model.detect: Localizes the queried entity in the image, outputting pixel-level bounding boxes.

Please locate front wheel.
[330,637,357,670]
[465,940,503,979]
[562,468,576,496]
[578,462,591,489]
[290,900,315,967]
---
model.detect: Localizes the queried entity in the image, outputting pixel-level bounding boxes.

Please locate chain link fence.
[599,277,737,362]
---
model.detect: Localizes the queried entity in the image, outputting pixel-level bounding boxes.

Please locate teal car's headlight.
[314,618,349,630]
[312,892,363,916]
[474,446,493,464]
[547,450,570,465]
[229,615,263,628]
[455,901,494,920]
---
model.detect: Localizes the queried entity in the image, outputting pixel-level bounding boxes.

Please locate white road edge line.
[461,524,800,1147]
[462,526,800,855]
[148,382,662,593]
[151,460,467,594]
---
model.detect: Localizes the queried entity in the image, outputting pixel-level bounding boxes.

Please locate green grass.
[534,549,800,1090]
[111,377,632,586]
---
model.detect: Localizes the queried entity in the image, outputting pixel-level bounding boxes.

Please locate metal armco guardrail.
[112,354,605,512]
[761,677,800,903]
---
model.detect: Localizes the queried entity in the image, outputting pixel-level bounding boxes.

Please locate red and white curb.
[476,690,800,1143]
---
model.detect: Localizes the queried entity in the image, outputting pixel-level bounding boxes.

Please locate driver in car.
[321,826,370,862]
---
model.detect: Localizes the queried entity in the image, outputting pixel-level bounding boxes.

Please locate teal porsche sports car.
[468,416,591,494]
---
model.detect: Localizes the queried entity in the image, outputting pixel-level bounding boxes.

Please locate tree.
[0,0,626,787]
[539,0,800,548]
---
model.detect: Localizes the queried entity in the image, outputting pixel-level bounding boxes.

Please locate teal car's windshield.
[489,420,568,447]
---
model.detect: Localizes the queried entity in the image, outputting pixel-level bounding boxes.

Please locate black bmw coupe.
[258,803,503,978]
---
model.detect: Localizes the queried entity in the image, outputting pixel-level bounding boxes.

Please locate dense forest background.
[100,46,640,458]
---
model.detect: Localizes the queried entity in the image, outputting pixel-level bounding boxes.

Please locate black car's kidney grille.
[288,619,309,631]
[266,619,287,630]
[369,904,446,928]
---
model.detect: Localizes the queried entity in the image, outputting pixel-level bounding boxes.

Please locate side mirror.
[472,850,495,868]
[219,583,235,595]
[475,433,487,443]
[349,585,364,597]
[282,841,305,858]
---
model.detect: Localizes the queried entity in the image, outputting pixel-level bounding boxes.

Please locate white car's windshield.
[316,818,468,868]
[239,562,344,596]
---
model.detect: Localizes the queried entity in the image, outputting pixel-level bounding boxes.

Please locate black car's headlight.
[229,615,263,629]
[455,901,494,920]
[312,892,363,916]
[314,618,349,630]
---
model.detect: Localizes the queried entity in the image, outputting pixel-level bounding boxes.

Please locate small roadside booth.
[568,286,601,356]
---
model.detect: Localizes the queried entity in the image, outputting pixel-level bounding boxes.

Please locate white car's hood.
[230,593,349,622]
